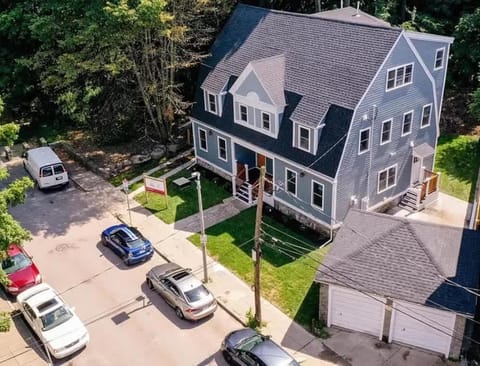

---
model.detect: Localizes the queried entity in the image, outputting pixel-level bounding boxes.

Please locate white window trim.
[206,91,218,115]
[421,103,432,129]
[238,103,249,123]
[377,164,397,194]
[285,168,297,197]
[261,111,271,131]
[298,125,310,152]
[401,110,414,137]
[311,180,324,211]
[434,47,445,71]
[358,127,371,155]
[198,128,208,152]
[380,119,392,145]
[385,63,414,91]
[217,136,227,162]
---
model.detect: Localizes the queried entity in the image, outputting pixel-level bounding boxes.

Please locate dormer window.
[386,63,413,91]
[203,90,221,116]
[240,105,248,122]
[208,93,217,113]
[298,126,310,151]
[434,48,445,70]
[262,112,270,131]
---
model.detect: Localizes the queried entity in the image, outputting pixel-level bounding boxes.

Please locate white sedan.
[16,283,89,359]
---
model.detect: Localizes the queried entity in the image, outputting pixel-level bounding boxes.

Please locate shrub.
[0,311,11,332]
[246,308,266,331]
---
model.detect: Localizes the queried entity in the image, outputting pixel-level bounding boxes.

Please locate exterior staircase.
[399,188,420,212]
[236,182,251,204]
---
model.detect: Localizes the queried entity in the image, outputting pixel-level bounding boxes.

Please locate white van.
[23,147,69,190]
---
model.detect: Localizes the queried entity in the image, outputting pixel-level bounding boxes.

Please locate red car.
[1,244,41,296]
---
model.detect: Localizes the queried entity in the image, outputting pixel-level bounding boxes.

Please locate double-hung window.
[359,128,370,154]
[312,181,324,210]
[217,137,227,161]
[285,168,297,196]
[239,105,248,123]
[421,104,432,128]
[381,119,392,145]
[262,112,270,131]
[434,48,445,70]
[378,165,397,193]
[386,64,413,90]
[298,126,310,151]
[206,93,217,114]
[198,128,208,152]
[402,111,413,136]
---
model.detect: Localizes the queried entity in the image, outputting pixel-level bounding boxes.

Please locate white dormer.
[229,55,286,138]
[201,71,229,117]
[292,121,323,155]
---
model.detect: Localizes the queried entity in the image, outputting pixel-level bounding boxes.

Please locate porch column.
[245,164,249,182]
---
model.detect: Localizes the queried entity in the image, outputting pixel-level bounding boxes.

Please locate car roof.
[114,226,141,241]
[252,340,298,366]
[175,275,202,293]
[18,284,62,315]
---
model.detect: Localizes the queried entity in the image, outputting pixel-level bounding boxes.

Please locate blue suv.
[101,224,153,265]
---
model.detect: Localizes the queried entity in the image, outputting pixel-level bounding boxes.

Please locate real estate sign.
[143,175,168,206]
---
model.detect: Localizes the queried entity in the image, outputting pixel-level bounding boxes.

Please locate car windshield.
[184,285,210,302]
[126,238,145,248]
[40,306,73,331]
[1,253,32,274]
[237,334,265,351]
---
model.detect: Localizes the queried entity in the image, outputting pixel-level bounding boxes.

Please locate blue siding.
[236,72,272,104]
[274,158,333,224]
[192,122,233,173]
[409,38,450,117]
[235,144,256,167]
[336,34,438,222]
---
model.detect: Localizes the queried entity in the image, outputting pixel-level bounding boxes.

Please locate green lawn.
[189,208,329,328]
[435,135,480,202]
[135,171,230,224]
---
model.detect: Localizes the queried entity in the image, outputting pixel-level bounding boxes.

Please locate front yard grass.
[135,171,230,224]
[435,135,480,202]
[189,208,329,328]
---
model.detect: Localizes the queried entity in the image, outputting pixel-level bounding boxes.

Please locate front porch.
[234,161,273,206]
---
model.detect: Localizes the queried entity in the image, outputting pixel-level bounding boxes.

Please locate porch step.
[236,183,250,204]
[399,189,420,212]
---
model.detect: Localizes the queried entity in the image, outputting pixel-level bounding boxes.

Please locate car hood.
[43,315,88,349]
[8,265,39,288]
[225,328,258,348]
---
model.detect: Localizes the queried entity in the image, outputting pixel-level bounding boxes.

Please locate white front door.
[411,156,422,185]
[329,286,385,338]
[389,300,456,357]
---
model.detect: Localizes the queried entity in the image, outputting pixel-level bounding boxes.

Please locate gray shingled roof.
[251,55,286,107]
[313,6,392,28]
[315,209,480,314]
[202,4,402,128]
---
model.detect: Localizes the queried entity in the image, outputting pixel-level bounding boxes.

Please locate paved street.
[5,159,239,365]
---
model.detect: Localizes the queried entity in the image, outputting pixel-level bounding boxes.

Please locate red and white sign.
[144,176,166,195]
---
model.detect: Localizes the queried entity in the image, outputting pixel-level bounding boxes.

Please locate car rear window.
[53,164,65,174]
[41,167,53,177]
[1,253,32,274]
[184,285,210,302]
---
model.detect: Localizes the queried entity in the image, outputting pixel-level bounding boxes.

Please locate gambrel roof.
[315,210,480,315]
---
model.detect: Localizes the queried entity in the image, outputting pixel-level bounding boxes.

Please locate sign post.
[123,179,133,226]
[143,176,168,208]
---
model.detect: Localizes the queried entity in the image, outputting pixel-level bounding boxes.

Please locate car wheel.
[175,307,184,319]
[146,278,153,290]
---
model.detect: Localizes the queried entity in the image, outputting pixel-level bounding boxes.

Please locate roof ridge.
[237,3,401,32]
[250,54,286,65]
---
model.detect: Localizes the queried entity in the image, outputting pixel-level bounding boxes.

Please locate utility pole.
[192,171,208,283]
[254,166,266,324]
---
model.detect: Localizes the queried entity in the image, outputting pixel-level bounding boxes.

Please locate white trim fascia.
[434,47,446,71]
[217,136,228,162]
[274,195,332,228]
[292,122,296,149]
[285,167,297,197]
[420,103,433,129]
[380,118,393,145]
[235,94,277,114]
[336,32,404,180]
[196,155,232,177]
[190,117,335,183]
[261,111,272,133]
[405,31,454,44]
[402,33,439,137]
[327,285,332,327]
[401,110,414,136]
[229,63,254,95]
[385,62,414,91]
[332,179,337,223]
[313,124,320,155]
[377,163,398,194]
[311,179,325,211]
[358,127,371,155]
[198,127,208,152]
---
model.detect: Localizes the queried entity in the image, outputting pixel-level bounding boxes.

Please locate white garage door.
[390,300,456,356]
[329,286,385,338]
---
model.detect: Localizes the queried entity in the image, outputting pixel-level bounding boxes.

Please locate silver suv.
[146,263,217,321]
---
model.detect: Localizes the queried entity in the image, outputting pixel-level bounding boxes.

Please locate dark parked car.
[222,328,300,366]
[146,263,217,320]
[101,224,153,265]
